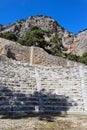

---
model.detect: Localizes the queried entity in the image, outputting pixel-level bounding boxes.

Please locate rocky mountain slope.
[0,15,87,56]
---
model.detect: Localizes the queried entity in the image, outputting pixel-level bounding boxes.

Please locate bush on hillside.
[0,32,18,41]
[18,26,49,48]
[49,34,67,56]
[78,52,87,65]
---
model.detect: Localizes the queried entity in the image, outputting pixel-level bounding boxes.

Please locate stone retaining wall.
[32,47,79,67]
[0,38,79,67]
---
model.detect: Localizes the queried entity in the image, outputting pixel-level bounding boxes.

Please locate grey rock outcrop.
[0,38,31,62]
[74,30,87,56]
[1,16,59,37]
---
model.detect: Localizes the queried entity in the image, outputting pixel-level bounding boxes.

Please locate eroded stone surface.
[0,38,30,62]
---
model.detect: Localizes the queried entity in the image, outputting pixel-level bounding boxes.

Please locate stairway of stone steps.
[0,61,87,113]
[36,67,85,113]
[0,62,39,113]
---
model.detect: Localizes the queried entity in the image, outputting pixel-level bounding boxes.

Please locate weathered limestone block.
[32,47,79,67]
[0,38,30,62]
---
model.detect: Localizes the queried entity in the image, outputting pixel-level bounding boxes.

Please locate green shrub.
[66,54,80,61]
[0,32,18,41]
[18,26,49,48]
[49,34,67,56]
[78,52,87,65]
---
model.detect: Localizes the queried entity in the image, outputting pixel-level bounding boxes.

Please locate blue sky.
[0,0,87,34]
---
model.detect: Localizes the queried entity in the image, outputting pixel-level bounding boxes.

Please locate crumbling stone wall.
[0,38,78,66]
[32,47,80,67]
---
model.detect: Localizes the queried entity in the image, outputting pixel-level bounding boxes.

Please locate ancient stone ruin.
[0,38,87,114]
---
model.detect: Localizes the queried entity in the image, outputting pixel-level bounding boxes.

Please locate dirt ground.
[0,114,87,130]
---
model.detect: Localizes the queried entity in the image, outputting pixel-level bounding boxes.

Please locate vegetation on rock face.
[78,52,87,65]
[63,52,87,65]
[0,32,18,41]
[64,53,80,62]
[18,26,67,57]
[18,26,49,48]
[48,33,67,56]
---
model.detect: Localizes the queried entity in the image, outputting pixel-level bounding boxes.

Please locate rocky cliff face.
[0,16,59,37]
[0,15,87,56]
[74,30,87,56]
